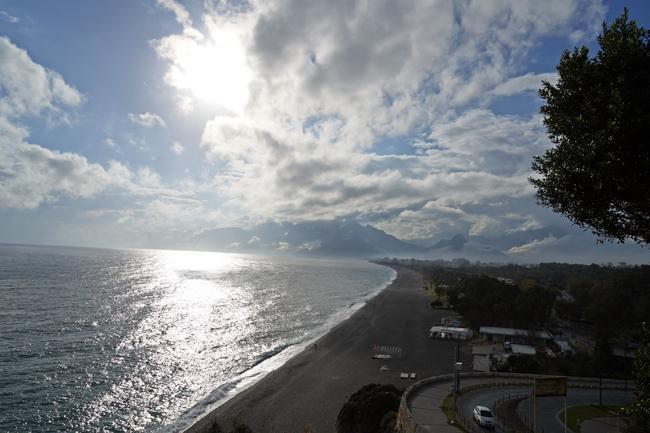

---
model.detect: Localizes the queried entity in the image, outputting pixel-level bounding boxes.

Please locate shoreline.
[173,263,397,431]
[183,265,462,433]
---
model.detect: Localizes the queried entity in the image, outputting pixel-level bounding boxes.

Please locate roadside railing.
[454,390,532,433]
[397,372,634,433]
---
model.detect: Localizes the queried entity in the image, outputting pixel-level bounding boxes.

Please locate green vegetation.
[390,260,650,379]
[440,394,455,421]
[336,384,401,433]
[415,268,556,330]
[532,9,650,244]
[425,281,449,308]
[559,405,623,433]
[406,261,650,340]
[623,322,650,433]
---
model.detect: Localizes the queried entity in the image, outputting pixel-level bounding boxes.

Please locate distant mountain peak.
[190,222,512,262]
[431,233,467,251]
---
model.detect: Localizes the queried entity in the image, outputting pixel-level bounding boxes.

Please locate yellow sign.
[534,376,567,397]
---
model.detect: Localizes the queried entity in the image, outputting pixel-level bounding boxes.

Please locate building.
[479,326,552,345]
[429,326,473,340]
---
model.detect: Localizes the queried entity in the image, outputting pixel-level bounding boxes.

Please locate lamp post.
[452,360,463,412]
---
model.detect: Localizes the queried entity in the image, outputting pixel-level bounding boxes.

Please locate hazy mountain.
[190,221,521,262]
[191,220,426,258]
[426,234,512,263]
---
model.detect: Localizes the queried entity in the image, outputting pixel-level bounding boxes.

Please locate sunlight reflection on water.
[0,246,395,433]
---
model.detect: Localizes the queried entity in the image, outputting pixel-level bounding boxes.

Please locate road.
[518,388,634,433]
[456,385,530,433]
[457,385,634,433]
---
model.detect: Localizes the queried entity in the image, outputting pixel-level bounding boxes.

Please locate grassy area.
[440,394,467,432]
[441,394,455,419]
[425,282,448,307]
[560,405,624,433]
[425,282,438,301]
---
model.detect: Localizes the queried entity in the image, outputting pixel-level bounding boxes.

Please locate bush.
[336,384,402,433]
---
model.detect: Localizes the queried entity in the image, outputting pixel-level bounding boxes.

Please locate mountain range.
[190,220,520,263]
[187,220,650,264]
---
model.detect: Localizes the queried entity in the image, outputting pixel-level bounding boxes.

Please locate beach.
[185,265,464,433]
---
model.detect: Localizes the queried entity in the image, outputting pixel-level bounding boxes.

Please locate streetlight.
[452,360,463,412]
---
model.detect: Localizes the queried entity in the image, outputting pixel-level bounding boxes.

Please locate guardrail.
[396,372,633,433]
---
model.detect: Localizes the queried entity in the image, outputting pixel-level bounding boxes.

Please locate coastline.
[183,265,461,433]
[171,262,397,431]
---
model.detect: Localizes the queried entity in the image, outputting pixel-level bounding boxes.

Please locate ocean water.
[0,244,395,433]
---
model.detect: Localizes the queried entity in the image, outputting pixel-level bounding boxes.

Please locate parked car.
[473,405,495,428]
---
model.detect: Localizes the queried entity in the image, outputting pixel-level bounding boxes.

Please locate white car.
[473,405,495,429]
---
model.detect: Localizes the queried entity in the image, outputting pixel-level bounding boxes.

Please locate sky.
[0,0,649,262]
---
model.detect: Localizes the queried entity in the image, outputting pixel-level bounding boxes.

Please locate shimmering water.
[0,244,395,433]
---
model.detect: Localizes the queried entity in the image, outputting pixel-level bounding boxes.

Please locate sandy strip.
[184,265,461,433]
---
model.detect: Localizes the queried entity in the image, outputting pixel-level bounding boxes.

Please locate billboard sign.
[534,376,567,397]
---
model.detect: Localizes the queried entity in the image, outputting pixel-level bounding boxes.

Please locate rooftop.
[479,326,552,339]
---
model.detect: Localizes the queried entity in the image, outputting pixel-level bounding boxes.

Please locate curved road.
[518,388,634,433]
[457,385,634,433]
[457,385,530,432]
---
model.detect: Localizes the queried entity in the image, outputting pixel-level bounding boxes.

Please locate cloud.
[3,2,616,251]
[171,141,184,154]
[0,38,183,215]
[0,141,131,209]
[299,240,321,251]
[136,166,162,188]
[242,0,605,136]
[0,38,130,209]
[128,112,167,128]
[507,236,559,254]
[200,108,541,233]
[156,0,193,28]
[490,72,558,97]
[0,10,19,23]
[169,0,604,238]
[427,109,549,175]
[0,37,83,121]
[103,138,117,147]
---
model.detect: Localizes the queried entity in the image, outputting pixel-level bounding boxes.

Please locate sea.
[0,244,395,433]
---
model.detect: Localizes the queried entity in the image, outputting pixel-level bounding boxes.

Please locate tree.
[531,9,650,244]
[624,322,650,433]
[336,384,401,433]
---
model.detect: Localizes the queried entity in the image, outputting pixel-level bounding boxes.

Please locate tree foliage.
[432,273,556,329]
[624,322,650,433]
[336,384,401,433]
[531,9,650,244]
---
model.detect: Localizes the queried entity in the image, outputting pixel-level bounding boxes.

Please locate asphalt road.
[518,388,634,433]
[457,385,635,433]
[457,385,530,433]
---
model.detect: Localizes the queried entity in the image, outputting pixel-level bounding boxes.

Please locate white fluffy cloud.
[0,38,128,209]
[128,112,167,128]
[0,38,174,212]
[0,37,83,121]
[169,1,604,231]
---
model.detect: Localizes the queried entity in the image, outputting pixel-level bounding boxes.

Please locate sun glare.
[169,29,251,113]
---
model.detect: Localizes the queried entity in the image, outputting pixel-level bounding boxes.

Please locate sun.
[166,28,252,114]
